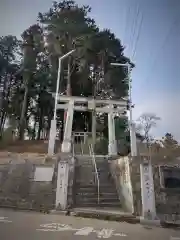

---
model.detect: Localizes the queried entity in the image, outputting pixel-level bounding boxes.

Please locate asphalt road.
[0,209,180,240]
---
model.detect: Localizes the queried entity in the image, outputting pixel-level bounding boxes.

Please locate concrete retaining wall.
[0,152,57,212]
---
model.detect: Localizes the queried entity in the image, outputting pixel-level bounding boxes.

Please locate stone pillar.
[61,99,74,153]
[140,160,156,220]
[55,160,69,210]
[130,122,137,156]
[108,107,117,156]
[48,119,57,155]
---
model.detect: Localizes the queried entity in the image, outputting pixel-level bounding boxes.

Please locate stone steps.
[75,202,121,208]
[77,162,108,169]
[76,196,119,203]
[77,188,115,193]
[76,156,108,163]
[72,208,137,223]
[76,192,118,197]
[74,155,120,209]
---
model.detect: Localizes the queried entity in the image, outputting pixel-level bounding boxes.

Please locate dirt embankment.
[0,140,61,153]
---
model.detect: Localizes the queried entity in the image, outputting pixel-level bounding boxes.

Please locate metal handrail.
[72,138,75,158]
[89,144,100,204]
[80,139,84,155]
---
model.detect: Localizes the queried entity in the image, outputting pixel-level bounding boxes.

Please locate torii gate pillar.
[61,99,74,153]
[108,105,117,156]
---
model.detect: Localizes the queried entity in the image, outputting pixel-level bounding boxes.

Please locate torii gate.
[48,94,128,156]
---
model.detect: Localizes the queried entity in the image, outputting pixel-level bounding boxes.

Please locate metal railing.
[72,139,75,158]
[89,144,100,204]
[80,138,85,155]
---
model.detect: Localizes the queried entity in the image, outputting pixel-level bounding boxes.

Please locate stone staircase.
[74,155,121,208]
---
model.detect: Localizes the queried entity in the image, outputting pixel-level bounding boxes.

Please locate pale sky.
[0,0,180,140]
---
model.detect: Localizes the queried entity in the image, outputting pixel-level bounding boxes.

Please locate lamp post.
[48,49,76,156]
[110,62,137,157]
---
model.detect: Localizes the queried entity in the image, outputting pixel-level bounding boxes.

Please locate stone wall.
[109,157,134,213]
[109,154,180,220]
[0,152,57,212]
[128,156,180,219]
[153,160,180,222]
[131,155,180,221]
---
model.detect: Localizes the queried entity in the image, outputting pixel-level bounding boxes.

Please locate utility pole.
[110,63,137,156]
[128,68,137,156]
[91,67,97,153]
[48,49,75,155]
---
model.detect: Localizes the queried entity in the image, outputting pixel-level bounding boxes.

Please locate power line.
[119,1,144,63]
[129,4,140,56]
[144,15,180,83]
[131,12,143,60]
[123,1,143,61]
[122,1,139,54]
[122,2,131,47]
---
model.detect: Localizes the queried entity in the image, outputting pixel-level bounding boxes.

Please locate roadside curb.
[1,207,180,229]
[49,210,69,216]
[49,209,180,228]
[160,221,180,229]
[140,217,180,229]
[72,212,140,224]
[50,209,140,224]
[140,217,161,227]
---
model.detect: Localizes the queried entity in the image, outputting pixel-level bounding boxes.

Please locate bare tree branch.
[136,113,161,147]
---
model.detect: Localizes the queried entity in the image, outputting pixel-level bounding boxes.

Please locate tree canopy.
[0,0,132,143]
[162,133,178,149]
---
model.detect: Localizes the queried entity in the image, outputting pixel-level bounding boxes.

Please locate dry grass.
[0,140,61,153]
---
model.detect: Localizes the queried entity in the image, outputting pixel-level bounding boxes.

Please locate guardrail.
[89,144,100,204]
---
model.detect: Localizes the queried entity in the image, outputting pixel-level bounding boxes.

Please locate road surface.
[0,209,180,239]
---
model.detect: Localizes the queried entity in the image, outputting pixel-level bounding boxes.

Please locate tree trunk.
[19,78,29,140]
[31,120,36,140]
[0,73,10,139]
[0,111,6,139]
[0,94,3,132]
[37,111,43,140]
[0,75,5,137]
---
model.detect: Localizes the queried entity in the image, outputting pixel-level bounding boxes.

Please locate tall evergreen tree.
[0,0,132,143]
